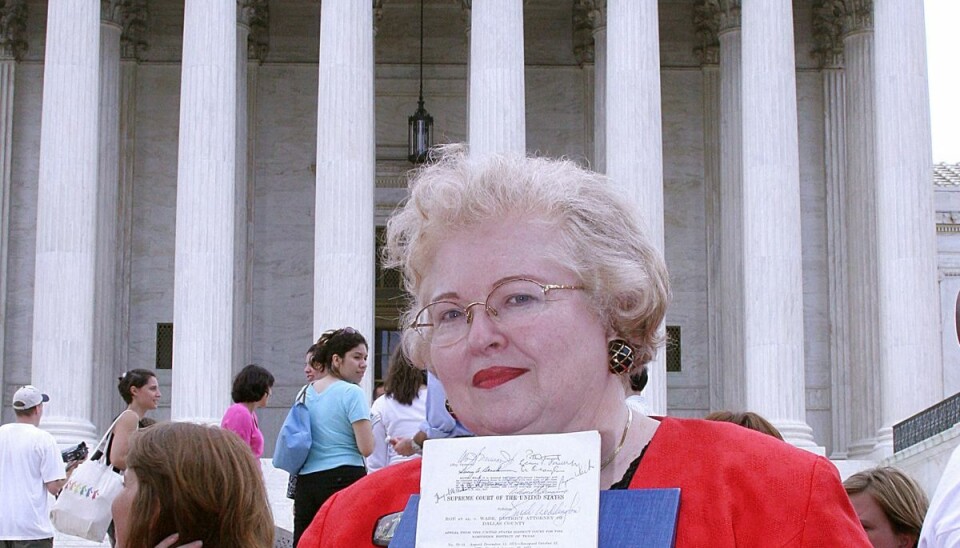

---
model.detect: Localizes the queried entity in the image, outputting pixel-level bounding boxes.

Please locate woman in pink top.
[221,364,275,457]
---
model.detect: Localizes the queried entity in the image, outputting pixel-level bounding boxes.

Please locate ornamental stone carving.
[693,0,739,66]
[240,0,269,61]
[0,0,27,61]
[839,0,872,35]
[117,0,148,61]
[812,0,844,68]
[692,2,719,65]
[812,0,872,69]
[102,0,124,25]
[572,0,605,66]
[373,0,383,36]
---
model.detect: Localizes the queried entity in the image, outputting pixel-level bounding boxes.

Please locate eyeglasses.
[410,278,584,347]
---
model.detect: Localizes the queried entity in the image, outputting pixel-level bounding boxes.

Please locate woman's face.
[304,351,318,382]
[131,376,161,410]
[333,344,368,384]
[849,491,915,548]
[419,219,615,436]
[111,468,140,547]
[257,386,272,408]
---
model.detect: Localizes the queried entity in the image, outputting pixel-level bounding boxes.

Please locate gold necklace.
[600,408,633,471]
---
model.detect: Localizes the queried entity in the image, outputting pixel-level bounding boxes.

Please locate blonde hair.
[844,466,928,544]
[124,422,274,547]
[384,145,670,373]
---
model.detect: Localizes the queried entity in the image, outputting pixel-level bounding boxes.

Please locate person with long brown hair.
[293,327,374,546]
[110,422,273,548]
[369,346,427,473]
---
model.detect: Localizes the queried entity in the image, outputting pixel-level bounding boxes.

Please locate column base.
[871,425,895,460]
[39,417,99,448]
[845,435,888,461]
[776,420,825,456]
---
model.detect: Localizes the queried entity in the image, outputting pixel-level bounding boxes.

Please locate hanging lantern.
[408,0,433,164]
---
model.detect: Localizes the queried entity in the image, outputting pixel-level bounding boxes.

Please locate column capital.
[704,0,740,33]
[0,0,27,61]
[101,0,123,25]
[840,0,872,35]
[693,2,719,65]
[373,0,383,36]
[812,1,845,68]
[239,0,269,61]
[572,0,605,66]
[118,0,148,61]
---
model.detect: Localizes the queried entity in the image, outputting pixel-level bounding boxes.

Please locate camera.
[61,441,88,463]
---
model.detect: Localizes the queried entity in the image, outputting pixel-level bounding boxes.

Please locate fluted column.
[694,2,721,409]
[234,3,266,379]
[233,1,258,374]
[839,1,882,459]
[116,3,147,410]
[172,0,237,423]
[314,0,375,394]
[93,1,124,429]
[0,0,25,405]
[872,0,942,454]
[573,1,607,172]
[32,1,100,443]
[717,1,745,409]
[741,0,816,449]
[606,0,665,412]
[813,2,851,457]
[468,0,525,156]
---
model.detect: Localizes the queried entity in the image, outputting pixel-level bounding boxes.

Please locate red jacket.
[300,417,870,547]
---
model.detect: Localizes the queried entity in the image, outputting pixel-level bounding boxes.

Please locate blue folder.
[389,489,680,547]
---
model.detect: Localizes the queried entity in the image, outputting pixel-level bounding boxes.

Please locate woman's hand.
[156,533,202,548]
[390,437,417,457]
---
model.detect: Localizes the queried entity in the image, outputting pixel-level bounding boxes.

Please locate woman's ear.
[896,533,918,548]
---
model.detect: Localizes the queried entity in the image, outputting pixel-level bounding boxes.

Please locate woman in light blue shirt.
[293,327,374,546]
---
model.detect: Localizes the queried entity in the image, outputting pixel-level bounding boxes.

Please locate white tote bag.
[50,414,127,542]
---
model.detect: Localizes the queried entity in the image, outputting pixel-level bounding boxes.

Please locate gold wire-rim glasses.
[409,277,585,347]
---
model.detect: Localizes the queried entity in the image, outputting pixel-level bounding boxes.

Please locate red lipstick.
[472,367,527,389]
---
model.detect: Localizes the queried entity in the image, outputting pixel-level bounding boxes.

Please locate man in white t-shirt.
[0,385,67,548]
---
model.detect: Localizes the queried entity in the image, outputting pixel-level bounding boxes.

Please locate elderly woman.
[299,147,868,546]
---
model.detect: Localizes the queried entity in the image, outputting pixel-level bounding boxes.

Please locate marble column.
[694,2,721,410]
[314,0,375,395]
[468,0,525,156]
[872,0,942,454]
[572,1,598,170]
[172,0,237,423]
[233,2,253,374]
[0,0,25,406]
[93,2,124,429]
[578,1,607,173]
[116,3,147,409]
[813,4,851,457]
[32,1,100,443]
[606,0,666,412]
[237,2,267,379]
[840,1,882,459]
[740,0,817,449]
[717,1,746,409]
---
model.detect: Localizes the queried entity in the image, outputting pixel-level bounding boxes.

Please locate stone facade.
[0,0,950,475]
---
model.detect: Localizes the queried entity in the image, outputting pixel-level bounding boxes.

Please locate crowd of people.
[3,149,960,547]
